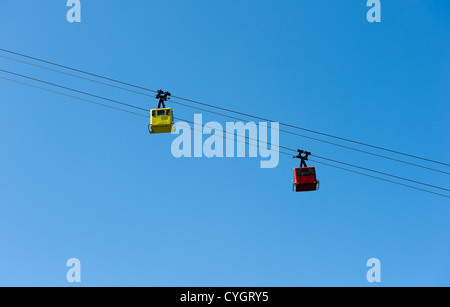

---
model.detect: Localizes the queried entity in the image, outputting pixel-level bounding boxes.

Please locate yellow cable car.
[149,108,175,134]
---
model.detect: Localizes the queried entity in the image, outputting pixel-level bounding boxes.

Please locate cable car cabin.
[293,167,319,192]
[149,108,174,134]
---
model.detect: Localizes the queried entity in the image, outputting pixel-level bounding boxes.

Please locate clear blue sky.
[0,1,449,286]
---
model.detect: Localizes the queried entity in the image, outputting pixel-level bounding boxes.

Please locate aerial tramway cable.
[1,74,448,199]
[1,48,449,169]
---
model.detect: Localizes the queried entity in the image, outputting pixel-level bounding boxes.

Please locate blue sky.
[0,1,449,286]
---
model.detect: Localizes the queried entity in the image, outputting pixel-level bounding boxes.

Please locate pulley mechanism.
[155,89,171,109]
[293,149,311,168]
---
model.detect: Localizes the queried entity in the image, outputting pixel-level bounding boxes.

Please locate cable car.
[293,150,319,192]
[149,108,175,134]
[148,90,175,134]
[293,167,319,192]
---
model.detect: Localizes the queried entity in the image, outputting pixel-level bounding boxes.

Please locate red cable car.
[293,167,319,192]
[293,150,320,192]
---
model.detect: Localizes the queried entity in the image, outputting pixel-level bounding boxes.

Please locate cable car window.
[296,169,301,176]
[166,109,171,115]
[157,110,166,116]
[301,169,310,176]
[309,169,315,175]
[152,110,156,117]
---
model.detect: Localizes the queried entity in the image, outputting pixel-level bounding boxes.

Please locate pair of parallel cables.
[0,48,448,198]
